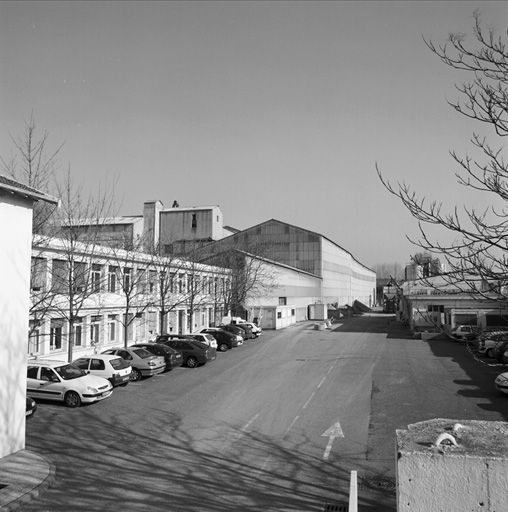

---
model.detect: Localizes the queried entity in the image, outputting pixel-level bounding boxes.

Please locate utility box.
[396,418,508,512]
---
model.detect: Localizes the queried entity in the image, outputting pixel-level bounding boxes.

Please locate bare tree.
[377,11,508,299]
[1,116,63,346]
[204,249,276,320]
[106,241,156,347]
[1,114,62,233]
[47,169,117,361]
[151,245,195,334]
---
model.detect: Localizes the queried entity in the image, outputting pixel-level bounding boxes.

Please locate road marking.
[284,415,300,435]
[303,391,316,409]
[242,413,259,431]
[321,421,344,460]
[317,376,327,389]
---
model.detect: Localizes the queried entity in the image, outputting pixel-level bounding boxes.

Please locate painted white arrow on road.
[321,421,344,460]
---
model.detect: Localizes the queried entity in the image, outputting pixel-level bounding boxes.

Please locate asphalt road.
[23,314,508,512]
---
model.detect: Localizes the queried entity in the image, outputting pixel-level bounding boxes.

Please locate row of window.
[31,257,230,296]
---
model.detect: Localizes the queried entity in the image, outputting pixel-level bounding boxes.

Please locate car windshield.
[132,348,154,359]
[56,364,87,380]
[110,358,130,370]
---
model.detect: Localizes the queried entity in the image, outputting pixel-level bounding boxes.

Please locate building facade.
[202,219,376,318]
[398,276,508,333]
[29,237,231,362]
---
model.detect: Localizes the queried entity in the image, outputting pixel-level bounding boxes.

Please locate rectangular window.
[31,257,46,291]
[277,311,282,319]
[108,315,117,342]
[170,272,176,293]
[74,318,83,347]
[90,316,101,345]
[149,270,157,293]
[91,263,102,293]
[124,267,132,291]
[50,319,64,351]
[73,261,87,293]
[178,273,185,293]
[108,266,117,293]
[279,297,287,306]
[191,213,197,229]
[51,259,67,293]
[137,268,146,293]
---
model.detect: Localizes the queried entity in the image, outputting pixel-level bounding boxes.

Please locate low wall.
[396,418,508,511]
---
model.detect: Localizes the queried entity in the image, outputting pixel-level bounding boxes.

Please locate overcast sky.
[1,1,507,269]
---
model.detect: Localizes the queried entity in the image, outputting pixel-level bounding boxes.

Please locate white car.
[72,354,132,387]
[450,324,475,342]
[494,372,508,395]
[27,359,113,408]
[477,331,508,358]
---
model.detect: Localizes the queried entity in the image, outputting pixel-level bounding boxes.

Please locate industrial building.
[64,201,377,327]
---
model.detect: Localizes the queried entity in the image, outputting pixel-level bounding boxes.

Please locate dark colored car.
[156,335,216,368]
[220,324,246,340]
[199,328,240,352]
[226,322,254,339]
[26,397,37,418]
[133,342,183,371]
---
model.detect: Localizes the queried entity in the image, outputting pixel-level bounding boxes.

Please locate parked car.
[155,335,216,367]
[27,359,113,408]
[234,321,262,337]
[26,397,37,418]
[494,372,508,395]
[224,322,254,339]
[132,342,183,371]
[493,340,508,363]
[72,354,132,387]
[477,331,508,358]
[163,332,218,350]
[102,347,165,382]
[196,328,241,351]
[220,323,246,341]
[450,324,477,342]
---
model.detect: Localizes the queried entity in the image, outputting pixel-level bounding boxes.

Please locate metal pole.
[348,470,358,512]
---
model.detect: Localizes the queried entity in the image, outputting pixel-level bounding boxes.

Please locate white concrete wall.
[244,257,321,308]
[0,194,33,458]
[397,419,508,512]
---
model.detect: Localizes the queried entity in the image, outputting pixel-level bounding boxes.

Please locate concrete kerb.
[0,450,55,511]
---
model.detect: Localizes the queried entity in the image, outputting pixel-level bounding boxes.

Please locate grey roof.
[0,174,58,204]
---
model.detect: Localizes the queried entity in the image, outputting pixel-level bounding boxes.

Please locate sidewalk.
[0,450,55,511]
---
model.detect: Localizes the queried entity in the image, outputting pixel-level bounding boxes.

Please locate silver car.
[102,347,165,382]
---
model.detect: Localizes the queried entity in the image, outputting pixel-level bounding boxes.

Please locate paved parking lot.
[14,316,508,512]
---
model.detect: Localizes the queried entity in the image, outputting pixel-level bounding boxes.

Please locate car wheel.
[64,391,81,408]
[218,343,228,352]
[186,356,198,368]
[130,368,142,382]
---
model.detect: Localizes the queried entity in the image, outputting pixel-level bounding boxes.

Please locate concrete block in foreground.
[396,418,508,512]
